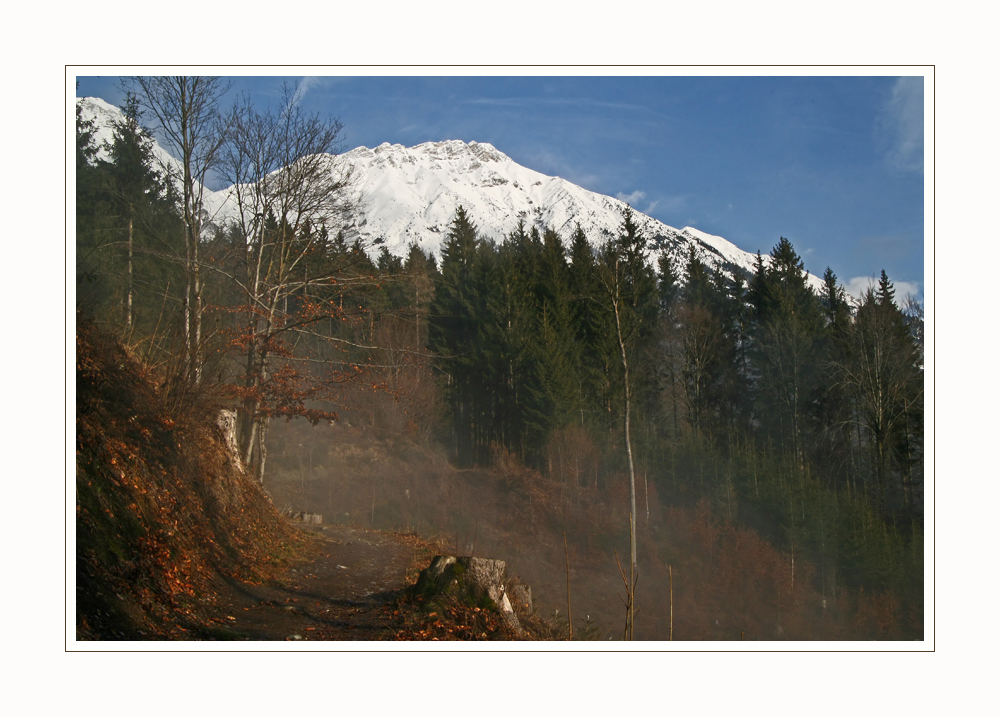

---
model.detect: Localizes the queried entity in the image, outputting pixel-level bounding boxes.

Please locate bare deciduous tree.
[218,84,356,483]
[129,75,231,384]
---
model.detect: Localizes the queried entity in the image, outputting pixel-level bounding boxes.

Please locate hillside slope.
[75,316,303,639]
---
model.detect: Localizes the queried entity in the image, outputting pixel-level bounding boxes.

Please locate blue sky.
[76,73,925,301]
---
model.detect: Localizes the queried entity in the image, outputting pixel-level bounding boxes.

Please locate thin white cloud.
[845,276,876,300]
[845,275,921,306]
[616,190,646,205]
[292,76,323,106]
[880,77,924,173]
[895,281,921,301]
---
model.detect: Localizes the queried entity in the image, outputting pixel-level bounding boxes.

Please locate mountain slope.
[75,317,303,639]
[76,98,824,290]
[336,140,778,279]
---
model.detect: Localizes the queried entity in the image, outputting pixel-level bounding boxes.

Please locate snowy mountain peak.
[76,97,823,292]
[78,96,118,118]
[345,139,511,175]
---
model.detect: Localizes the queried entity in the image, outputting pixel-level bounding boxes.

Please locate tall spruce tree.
[567,225,610,431]
[76,102,113,311]
[480,234,536,460]
[813,267,856,491]
[751,238,825,466]
[533,228,578,444]
[104,93,175,335]
[708,265,751,440]
[429,206,484,464]
[654,248,683,440]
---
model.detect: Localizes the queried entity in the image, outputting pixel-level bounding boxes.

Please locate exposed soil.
[184,523,430,641]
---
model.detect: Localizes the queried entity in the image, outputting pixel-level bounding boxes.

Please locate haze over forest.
[74,75,925,642]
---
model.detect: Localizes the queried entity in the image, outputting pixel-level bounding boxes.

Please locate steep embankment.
[75,317,304,639]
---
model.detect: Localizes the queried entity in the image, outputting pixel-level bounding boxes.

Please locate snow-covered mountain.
[336,140,774,280]
[76,97,823,290]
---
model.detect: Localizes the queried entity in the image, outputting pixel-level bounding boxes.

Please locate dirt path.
[192,524,424,641]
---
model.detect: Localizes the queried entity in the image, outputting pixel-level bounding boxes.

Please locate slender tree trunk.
[126,214,133,332]
[875,433,887,512]
[242,417,257,469]
[612,288,638,596]
[564,532,573,641]
[183,234,192,375]
[670,363,678,439]
[669,564,673,641]
[192,225,202,384]
[255,416,269,484]
[903,398,914,516]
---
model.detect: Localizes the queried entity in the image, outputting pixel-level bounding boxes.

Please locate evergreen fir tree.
[820,267,852,332]
[104,92,176,334]
[876,269,897,309]
[531,228,579,449]
[657,249,680,314]
[812,267,857,492]
[682,245,713,309]
[429,207,484,464]
[750,237,825,465]
[76,103,112,300]
[566,225,610,431]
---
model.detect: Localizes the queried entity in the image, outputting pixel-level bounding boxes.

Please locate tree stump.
[413,556,530,637]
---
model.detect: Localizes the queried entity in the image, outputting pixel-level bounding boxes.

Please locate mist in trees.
[423,208,924,634]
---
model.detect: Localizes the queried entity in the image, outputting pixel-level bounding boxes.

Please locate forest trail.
[193,524,424,641]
